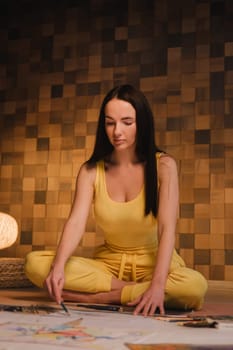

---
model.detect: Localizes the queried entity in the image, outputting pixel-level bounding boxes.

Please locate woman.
[25,84,207,316]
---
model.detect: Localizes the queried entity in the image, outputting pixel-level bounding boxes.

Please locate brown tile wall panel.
[0,0,232,280]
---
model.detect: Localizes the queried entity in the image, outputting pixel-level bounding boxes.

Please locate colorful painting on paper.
[0,313,151,349]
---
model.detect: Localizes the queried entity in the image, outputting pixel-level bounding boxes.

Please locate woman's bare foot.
[62,289,122,304]
[62,278,136,304]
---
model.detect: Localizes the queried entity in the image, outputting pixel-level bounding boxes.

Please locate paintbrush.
[60,302,71,316]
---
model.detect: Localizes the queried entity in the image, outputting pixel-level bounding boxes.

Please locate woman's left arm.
[131,154,179,316]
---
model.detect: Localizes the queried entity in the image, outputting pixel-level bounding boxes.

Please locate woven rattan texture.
[0,258,33,288]
[0,0,232,280]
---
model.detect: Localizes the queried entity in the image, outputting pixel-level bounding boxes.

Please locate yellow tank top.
[93,155,160,253]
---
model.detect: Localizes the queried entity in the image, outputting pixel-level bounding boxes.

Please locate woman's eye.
[105,122,115,126]
[105,119,134,126]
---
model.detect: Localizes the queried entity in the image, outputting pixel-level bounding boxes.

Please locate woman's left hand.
[127,285,165,316]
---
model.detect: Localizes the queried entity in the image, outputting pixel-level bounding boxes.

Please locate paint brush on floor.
[60,302,71,316]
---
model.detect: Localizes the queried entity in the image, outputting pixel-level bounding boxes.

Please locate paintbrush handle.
[76,303,122,312]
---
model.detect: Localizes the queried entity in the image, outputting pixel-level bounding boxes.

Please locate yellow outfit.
[25,155,208,310]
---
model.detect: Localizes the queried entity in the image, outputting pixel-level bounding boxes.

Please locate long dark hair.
[86,84,161,217]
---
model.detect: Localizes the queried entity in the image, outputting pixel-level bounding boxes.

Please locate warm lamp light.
[0,212,18,249]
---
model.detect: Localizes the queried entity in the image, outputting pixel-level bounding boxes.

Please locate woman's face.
[104,98,137,151]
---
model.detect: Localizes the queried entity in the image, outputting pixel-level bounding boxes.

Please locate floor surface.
[0,280,232,349]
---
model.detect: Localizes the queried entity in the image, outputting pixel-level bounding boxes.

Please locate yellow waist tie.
[132,254,136,281]
[105,241,156,282]
[118,253,126,280]
[118,253,137,281]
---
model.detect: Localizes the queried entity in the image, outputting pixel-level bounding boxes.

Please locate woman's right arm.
[45,163,96,304]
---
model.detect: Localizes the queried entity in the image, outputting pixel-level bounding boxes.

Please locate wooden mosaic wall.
[0,0,232,280]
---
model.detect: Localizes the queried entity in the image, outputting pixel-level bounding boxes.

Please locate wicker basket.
[0,258,34,288]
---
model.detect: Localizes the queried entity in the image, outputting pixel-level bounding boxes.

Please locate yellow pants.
[25,246,208,310]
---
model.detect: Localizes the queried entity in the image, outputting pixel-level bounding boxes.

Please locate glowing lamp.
[0,213,18,250]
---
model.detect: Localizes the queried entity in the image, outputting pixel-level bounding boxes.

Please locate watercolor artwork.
[1,305,232,350]
[0,309,154,350]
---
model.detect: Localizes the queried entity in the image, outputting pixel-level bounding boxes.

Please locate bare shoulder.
[158,153,178,179]
[159,153,177,169]
[77,162,97,185]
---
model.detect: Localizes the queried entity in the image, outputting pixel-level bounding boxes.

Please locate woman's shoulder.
[157,152,178,176]
[78,161,98,184]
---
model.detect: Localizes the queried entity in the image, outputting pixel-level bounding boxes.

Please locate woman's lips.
[113,139,125,145]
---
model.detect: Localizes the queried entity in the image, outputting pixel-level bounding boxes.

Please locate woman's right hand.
[44,266,65,304]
